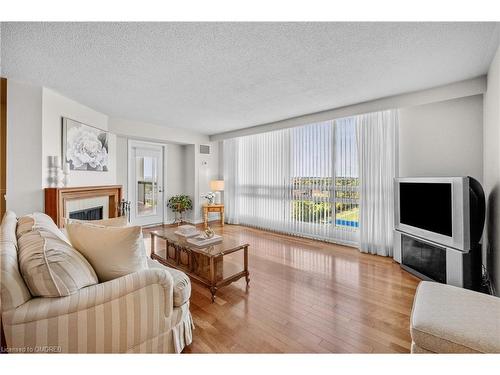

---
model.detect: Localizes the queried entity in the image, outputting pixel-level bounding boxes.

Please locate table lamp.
[210,180,224,204]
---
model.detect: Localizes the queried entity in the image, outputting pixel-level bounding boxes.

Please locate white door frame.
[128,139,166,226]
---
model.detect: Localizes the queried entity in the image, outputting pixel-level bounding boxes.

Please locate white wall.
[183,144,196,222]
[165,143,186,222]
[115,135,128,197]
[198,142,220,222]
[6,80,43,215]
[116,136,209,223]
[177,142,221,224]
[483,45,500,296]
[109,118,217,224]
[399,95,484,182]
[211,76,486,141]
[5,83,217,222]
[42,88,115,187]
[6,82,118,215]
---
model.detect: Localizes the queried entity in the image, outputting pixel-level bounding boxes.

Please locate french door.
[128,140,164,226]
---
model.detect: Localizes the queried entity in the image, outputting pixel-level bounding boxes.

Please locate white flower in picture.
[63,119,109,171]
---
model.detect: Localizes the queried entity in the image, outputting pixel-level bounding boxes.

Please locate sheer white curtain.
[223,120,359,247]
[356,109,398,256]
[236,129,291,231]
[223,110,398,254]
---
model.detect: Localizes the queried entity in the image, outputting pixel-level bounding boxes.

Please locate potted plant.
[167,194,193,224]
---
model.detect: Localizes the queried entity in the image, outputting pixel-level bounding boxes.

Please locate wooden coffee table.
[150,228,250,302]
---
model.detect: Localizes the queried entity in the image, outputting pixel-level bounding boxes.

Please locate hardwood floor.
[143,223,420,353]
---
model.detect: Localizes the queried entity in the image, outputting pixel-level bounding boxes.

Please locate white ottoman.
[410,281,500,353]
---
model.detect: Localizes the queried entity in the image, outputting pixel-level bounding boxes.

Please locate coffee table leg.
[210,286,217,303]
[210,256,217,303]
[244,246,250,286]
[150,233,156,258]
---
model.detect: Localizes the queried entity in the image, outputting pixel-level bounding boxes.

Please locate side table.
[203,203,224,229]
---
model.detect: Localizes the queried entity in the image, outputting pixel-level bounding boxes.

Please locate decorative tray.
[187,234,223,247]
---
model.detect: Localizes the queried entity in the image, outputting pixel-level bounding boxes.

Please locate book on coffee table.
[187,234,223,247]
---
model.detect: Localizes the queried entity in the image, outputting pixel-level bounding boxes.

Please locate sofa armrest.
[4,268,174,324]
[2,268,175,353]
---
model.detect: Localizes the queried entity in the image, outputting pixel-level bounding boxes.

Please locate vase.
[175,211,185,226]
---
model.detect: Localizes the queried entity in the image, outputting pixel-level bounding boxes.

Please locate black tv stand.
[396,231,482,291]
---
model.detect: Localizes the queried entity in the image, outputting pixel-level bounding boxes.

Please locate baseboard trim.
[182,218,221,225]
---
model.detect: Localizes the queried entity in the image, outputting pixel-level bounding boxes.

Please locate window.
[290,119,359,231]
[224,117,360,246]
[333,117,359,229]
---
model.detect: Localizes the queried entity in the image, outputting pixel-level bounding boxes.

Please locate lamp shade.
[210,180,224,191]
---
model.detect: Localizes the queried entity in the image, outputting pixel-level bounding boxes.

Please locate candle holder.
[47,156,63,187]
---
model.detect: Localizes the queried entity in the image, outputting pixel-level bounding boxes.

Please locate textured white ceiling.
[1,22,499,135]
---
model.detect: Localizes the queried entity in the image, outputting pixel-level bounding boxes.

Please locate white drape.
[236,128,291,231]
[356,109,398,256]
[223,120,359,247]
[223,110,398,255]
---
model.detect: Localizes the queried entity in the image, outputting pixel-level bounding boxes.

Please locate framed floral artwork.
[62,118,109,171]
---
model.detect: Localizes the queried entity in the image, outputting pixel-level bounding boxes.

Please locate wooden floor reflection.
[143,223,420,353]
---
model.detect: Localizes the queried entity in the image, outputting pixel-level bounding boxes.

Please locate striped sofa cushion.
[1,211,32,312]
[17,212,71,243]
[17,226,98,298]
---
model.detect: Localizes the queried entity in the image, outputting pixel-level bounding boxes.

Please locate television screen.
[399,182,453,236]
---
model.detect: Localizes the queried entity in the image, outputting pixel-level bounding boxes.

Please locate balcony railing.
[234,177,360,231]
[291,177,359,230]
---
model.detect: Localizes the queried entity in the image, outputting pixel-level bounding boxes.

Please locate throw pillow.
[66,223,148,282]
[17,212,70,243]
[18,228,98,297]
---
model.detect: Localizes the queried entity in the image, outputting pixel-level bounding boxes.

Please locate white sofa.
[0,211,194,353]
[410,281,500,353]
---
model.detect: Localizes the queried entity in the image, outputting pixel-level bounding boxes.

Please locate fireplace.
[69,206,103,221]
[44,185,122,227]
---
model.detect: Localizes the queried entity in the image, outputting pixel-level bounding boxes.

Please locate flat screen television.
[395,177,484,252]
